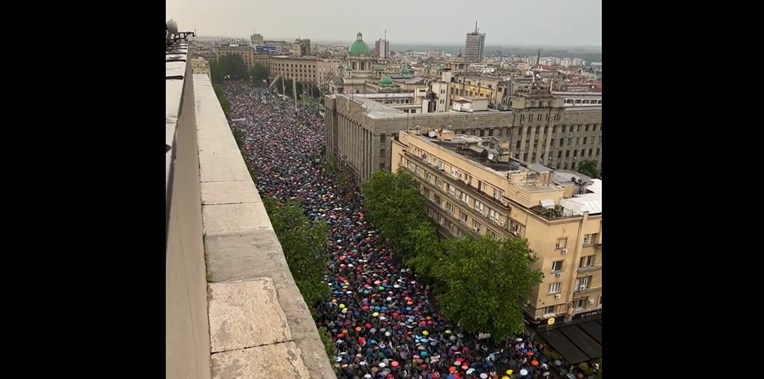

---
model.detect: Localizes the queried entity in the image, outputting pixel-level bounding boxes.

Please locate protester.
[223,81,561,379]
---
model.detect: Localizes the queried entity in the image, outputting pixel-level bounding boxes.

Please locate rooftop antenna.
[384,29,387,40]
[475,21,479,33]
[536,49,541,66]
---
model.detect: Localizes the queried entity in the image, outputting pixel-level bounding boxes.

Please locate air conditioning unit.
[554,294,561,299]
[554,272,562,278]
[561,248,568,254]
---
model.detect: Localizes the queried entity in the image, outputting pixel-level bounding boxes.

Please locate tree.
[264,198,331,307]
[210,54,248,80]
[431,236,543,342]
[212,83,230,119]
[577,160,599,179]
[250,63,269,85]
[361,170,434,262]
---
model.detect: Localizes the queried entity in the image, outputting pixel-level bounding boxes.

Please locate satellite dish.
[428,131,437,137]
[488,153,494,161]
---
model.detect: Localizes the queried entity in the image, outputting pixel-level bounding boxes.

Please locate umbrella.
[520,369,528,376]
[480,374,488,379]
[506,370,513,375]
[531,360,539,366]
[390,361,399,368]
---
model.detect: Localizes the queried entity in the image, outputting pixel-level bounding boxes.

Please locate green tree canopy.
[250,63,270,85]
[210,54,249,81]
[264,198,330,306]
[431,236,543,342]
[361,170,434,262]
[577,160,599,179]
[212,83,230,118]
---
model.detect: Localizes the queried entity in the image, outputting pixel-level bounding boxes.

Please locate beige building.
[317,58,342,87]
[215,44,256,69]
[390,129,602,324]
[268,56,317,85]
[191,57,210,77]
[291,39,311,56]
[324,82,602,184]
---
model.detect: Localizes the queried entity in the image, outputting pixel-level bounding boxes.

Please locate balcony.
[166,39,335,379]
[577,264,601,273]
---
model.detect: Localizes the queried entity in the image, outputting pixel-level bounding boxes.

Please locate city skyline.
[166,0,602,46]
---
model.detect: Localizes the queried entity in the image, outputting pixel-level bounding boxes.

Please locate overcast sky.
[167,0,601,46]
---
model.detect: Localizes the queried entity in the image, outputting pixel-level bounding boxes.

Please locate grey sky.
[167,0,601,46]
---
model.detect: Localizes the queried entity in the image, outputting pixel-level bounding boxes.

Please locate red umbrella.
[531,360,539,366]
[390,361,399,368]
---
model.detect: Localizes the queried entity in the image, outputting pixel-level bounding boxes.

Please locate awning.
[540,318,601,364]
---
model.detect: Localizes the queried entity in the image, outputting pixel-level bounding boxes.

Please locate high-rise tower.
[464,21,486,63]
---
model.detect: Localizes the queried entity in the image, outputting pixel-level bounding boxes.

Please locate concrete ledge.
[194,74,337,379]
[208,279,292,353]
[211,341,310,379]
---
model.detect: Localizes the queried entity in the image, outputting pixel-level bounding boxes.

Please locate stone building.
[324,81,602,184]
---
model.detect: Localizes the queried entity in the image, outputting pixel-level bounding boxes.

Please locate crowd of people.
[222,81,568,379]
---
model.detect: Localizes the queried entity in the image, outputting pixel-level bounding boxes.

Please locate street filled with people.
[222,82,585,379]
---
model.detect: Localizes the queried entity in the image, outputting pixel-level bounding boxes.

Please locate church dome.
[400,66,412,77]
[379,76,393,88]
[348,32,371,57]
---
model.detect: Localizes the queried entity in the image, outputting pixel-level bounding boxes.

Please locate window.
[472,220,481,233]
[571,162,576,170]
[488,208,499,221]
[380,148,385,157]
[423,188,430,198]
[451,167,459,177]
[516,141,521,149]
[433,195,442,206]
[459,211,468,222]
[583,233,598,245]
[585,125,590,132]
[435,178,443,189]
[599,296,602,306]
[567,138,572,146]
[447,184,456,195]
[493,188,504,200]
[446,202,454,212]
[474,200,484,212]
[477,181,483,191]
[548,282,561,294]
[558,151,562,158]
[588,149,593,156]
[573,150,578,157]
[577,125,582,132]
[559,138,564,147]
[487,230,497,239]
[575,298,588,309]
[565,151,570,158]
[544,306,556,314]
[579,255,595,267]
[537,114,542,121]
[551,260,563,272]
[575,276,591,291]
[556,238,567,249]
[569,125,574,133]
[459,192,469,204]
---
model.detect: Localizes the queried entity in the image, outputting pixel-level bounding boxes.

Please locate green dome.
[379,76,393,88]
[373,64,384,71]
[349,32,371,57]
[401,67,412,77]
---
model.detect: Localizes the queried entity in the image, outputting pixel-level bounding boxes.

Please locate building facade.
[464,23,486,63]
[324,84,602,183]
[268,56,317,85]
[215,44,256,69]
[374,39,390,59]
[390,130,602,324]
[190,57,210,77]
[291,39,312,56]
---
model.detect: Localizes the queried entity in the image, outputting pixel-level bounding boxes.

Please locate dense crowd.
[222,82,565,379]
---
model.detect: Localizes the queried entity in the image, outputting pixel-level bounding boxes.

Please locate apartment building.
[215,44,256,69]
[390,129,602,324]
[464,23,486,63]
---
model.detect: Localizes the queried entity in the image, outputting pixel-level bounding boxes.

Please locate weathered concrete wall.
[166,55,212,379]
[195,74,337,379]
